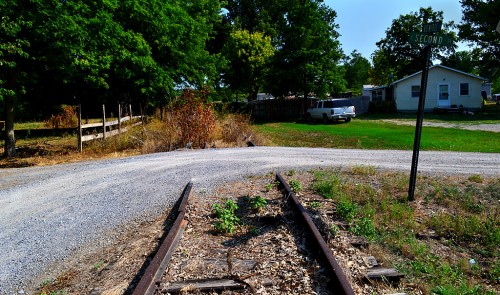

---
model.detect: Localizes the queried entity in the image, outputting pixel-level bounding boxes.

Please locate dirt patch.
[381,119,500,132]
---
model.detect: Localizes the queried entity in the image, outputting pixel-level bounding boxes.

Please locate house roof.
[390,64,488,85]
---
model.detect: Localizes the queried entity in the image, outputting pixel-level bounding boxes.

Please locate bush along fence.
[78,104,144,152]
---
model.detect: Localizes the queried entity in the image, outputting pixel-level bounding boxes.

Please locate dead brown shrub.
[174,90,217,148]
[44,105,78,129]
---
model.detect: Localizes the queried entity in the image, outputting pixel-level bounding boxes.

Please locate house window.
[460,83,469,96]
[411,85,420,97]
[372,90,383,101]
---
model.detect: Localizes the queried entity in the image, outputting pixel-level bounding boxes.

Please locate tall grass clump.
[219,113,254,144]
[313,168,344,199]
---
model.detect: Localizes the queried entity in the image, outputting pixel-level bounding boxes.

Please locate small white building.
[392,65,487,111]
[366,65,488,112]
[256,93,274,100]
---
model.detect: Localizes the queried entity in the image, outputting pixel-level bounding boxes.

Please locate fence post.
[140,103,144,125]
[78,104,83,152]
[118,103,122,135]
[129,104,133,125]
[102,104,107,140]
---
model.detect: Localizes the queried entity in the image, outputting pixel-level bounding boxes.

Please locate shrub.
[174,90,217,148]
[249,196,267,211]
[289,179,302,193]
[44,105,78,128]
[213,199,240,234]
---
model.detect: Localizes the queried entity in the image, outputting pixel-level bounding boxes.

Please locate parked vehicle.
[306,99,356,123]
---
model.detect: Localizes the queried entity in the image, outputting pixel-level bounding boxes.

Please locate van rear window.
[333,100,353,107]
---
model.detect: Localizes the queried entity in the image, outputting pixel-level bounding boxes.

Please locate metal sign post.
[408,45,432,201]
[407,21,452,201]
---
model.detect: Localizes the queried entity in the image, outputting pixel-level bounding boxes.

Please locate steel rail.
[276,173,355,295]
[132,182,192,295]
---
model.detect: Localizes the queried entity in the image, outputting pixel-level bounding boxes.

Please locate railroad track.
[130,174,402,294]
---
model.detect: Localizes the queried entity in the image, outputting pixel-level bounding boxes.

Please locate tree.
[343,50,372,95]
[372,7,456,84]
[266,0,345,100]
[224,0,346,102]
[440,49,481,75]
[222,30,275,101]
[458,0,500,80]
[0,0,31,156]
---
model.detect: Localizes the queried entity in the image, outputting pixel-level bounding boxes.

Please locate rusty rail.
[132,182,192,295]
[276,173,355,295]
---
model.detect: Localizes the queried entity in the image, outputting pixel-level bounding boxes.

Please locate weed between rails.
[310,167,499,294]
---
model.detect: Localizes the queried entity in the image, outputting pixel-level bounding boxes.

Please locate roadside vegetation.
[2,99,499,167]
[307,166,499,294]
[255,102,500,153]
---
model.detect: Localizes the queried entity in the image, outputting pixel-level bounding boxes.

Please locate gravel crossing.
[0,147,499,294]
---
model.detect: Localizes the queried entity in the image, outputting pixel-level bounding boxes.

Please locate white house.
[367,65,488,112]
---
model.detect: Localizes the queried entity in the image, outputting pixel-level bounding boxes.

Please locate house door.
[438,84,450,107]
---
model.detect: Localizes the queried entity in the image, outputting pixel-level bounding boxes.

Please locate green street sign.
[409,32,453,46]
[422,22,442,34]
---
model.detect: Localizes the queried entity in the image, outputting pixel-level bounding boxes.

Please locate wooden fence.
[78,104,143,152]
[249,96,371,121]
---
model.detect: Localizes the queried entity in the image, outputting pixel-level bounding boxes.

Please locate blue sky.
[324,0,468,60]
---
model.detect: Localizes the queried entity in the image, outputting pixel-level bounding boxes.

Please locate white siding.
[394,66,484,111]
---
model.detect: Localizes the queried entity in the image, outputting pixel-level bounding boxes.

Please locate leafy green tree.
[343,50,372,95]
[440,49,481,76]
[224,0,345,102]
[0,0,31,156]
[266,0,345,100]
[372,7,456,84]
[222,30,275,101]
[458,0,500,80]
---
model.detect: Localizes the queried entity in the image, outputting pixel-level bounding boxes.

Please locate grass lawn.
[254,119,500,153]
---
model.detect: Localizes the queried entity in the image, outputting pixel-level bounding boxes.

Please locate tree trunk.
[3,95,16,157]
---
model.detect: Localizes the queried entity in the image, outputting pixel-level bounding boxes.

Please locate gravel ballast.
[0,147,499,294]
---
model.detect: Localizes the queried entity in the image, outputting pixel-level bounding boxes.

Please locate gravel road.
[1,147,499,294]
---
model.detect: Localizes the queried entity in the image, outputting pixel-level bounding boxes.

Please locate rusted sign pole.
[408,45,432,201]
[407,21,451,201]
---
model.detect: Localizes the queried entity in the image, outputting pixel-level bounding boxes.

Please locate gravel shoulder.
[0,147,499,294]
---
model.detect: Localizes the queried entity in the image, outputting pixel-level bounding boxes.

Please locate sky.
[325,0,468,60]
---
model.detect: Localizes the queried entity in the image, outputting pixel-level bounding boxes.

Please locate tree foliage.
[222,30,275,101]
[440,49,481,76]
[2,0,348,156]
[1,0,222,156]
[225,0,346,100]
[371,7,456,85]
[343,50,371,94]
[0,0,32,156]
[458,0,500,80]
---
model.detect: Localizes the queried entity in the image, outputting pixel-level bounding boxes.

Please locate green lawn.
[254,120,500,153]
